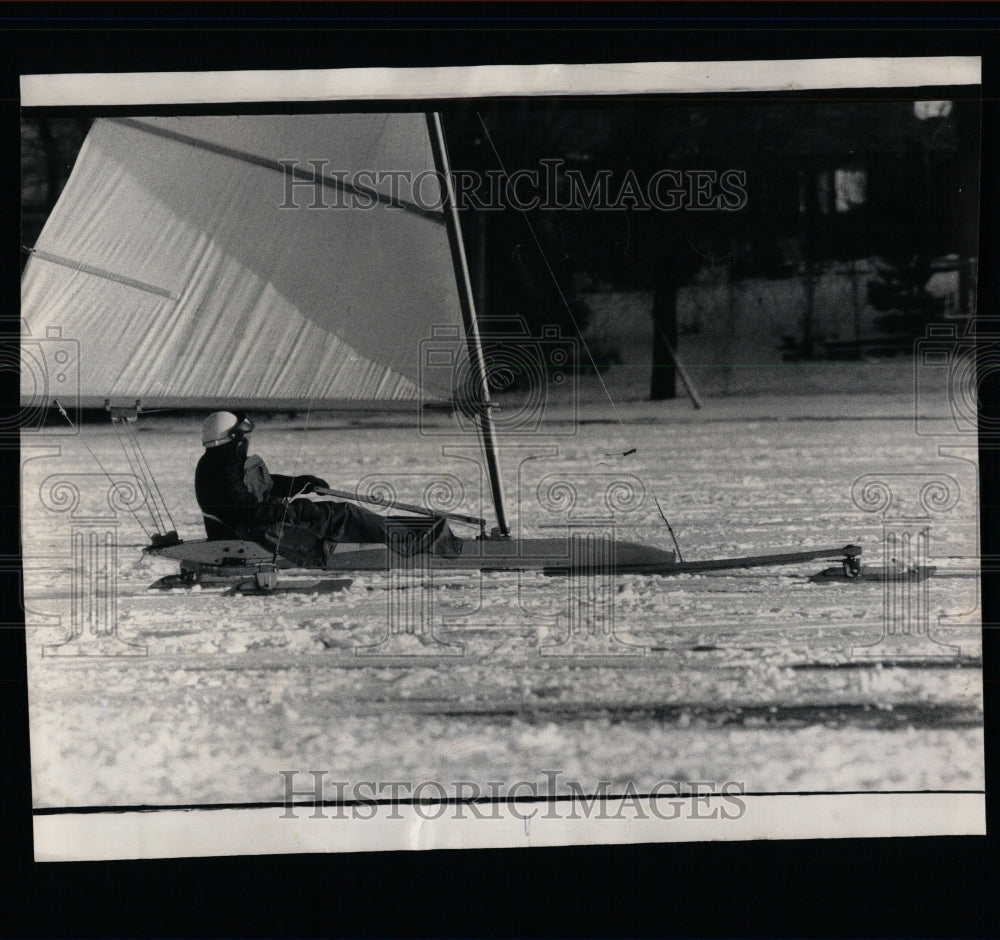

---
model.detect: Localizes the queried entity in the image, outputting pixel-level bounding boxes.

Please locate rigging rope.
[112,417,165,534]
[475,112,686,560]
[52,401,156,542]
[476,114,634,436]
[129,419,178,532]
[112,415,178,536]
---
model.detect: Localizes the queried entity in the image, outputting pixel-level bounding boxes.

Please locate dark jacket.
[194,441,326,539]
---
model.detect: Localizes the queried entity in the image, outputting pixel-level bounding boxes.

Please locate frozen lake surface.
[21,393,983,807]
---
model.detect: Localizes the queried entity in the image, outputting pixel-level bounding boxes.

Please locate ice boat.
[21,112,865,590]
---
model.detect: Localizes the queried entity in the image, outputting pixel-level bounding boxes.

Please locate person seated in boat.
[195,411,457,565]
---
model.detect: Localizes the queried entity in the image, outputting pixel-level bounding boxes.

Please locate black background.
[2,3,997,936]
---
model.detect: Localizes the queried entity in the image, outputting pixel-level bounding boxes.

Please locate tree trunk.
[35,120,62,214]
[650,263,679,400]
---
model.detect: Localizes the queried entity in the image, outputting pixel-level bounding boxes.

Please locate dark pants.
[264,499,459,567]
[285,498,389,543]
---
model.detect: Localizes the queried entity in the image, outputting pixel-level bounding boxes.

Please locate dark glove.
[295,475,329,495]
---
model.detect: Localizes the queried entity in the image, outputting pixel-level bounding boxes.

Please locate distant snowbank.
[578,281,956,401]
[89,389,956,439]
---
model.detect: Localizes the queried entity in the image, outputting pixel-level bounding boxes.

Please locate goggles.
[231,411,255,437]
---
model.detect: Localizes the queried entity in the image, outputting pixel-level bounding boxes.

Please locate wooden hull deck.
[145,536,864,581]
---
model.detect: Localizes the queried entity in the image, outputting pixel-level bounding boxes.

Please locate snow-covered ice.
[21,393,983,807]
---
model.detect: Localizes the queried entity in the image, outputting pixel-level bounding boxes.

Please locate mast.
[427,112,511,537]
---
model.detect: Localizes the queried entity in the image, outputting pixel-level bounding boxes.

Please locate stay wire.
[476,113,632,436]
[52,401,155,542]
[118,416,178,534]
[125,426,167,534]
[475,113,685,560]
[129,419,178,533]
[112,421,158,532]
[112,419,165,535]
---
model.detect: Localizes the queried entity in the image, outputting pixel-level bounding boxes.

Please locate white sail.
[21,114,469,408]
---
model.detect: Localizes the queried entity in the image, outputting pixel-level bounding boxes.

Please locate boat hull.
[144,535,678,573]
[144,539,866,590]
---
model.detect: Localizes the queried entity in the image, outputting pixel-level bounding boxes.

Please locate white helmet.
[201,411,254,448]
